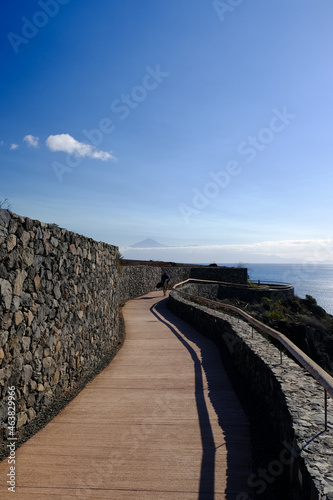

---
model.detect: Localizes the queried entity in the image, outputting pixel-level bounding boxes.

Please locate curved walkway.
[0,292,252,499]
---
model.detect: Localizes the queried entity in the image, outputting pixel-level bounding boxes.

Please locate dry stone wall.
[0,210,119,434]
[189,266,247,283]
[178,280,294,303]
[118,264,190,304]
[217,282,294,303]
[117,265,248,304]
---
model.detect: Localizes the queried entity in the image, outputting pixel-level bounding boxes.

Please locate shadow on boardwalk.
[150,297,253,500]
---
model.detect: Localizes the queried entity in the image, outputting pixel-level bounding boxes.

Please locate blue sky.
[1,0,333,263]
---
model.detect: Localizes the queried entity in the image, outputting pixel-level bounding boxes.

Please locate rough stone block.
[54,283,61,300]
[42,356,55,376]
[30,380,37,391]
[0,263,9,279]
[1,313,13,330]
[51,236,59,247]
[22,364,33,384]
[14,311,24,326]
[34,274,41,292]
[25,310,34,327]
[21,231,30,248]
[28,407,36,420]
[33,255,43,272]
[35,226,43,239]
[0,209,11,227]
[13,270,28,296]
[22,337,31,352]
[21,292,33,307]
[12,295,21,311]
[16,411,28,429]
[6,234,17,251]
[21,247,34,268]
[52,369,60,386]
[0,331,9,348]
[69,244,77,255]
[0,278,12,309]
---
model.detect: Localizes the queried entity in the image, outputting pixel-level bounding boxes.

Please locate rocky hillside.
[224,294,333,377]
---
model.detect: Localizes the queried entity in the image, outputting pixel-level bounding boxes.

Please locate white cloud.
[10,143,19,150]
[45,133,114,161]
[24,135,39,148]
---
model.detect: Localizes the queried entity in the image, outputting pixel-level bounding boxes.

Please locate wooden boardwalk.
[0,293,253,499]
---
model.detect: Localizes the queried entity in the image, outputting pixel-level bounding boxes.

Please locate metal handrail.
[172,279,333,421]
[174,277,293,289]
[248,279,293,287]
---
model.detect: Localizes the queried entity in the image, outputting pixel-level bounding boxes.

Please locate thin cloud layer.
[10,144,19,150]
[121,239,333,264]
[45,133,114,161]
[24,135,39,148]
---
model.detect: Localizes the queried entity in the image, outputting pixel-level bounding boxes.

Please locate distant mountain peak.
[130,238,168,248]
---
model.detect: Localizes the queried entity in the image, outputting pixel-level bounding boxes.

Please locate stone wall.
[117,264,248,304]
[168,290,333,500]
[178,281,294,304]
[174,282,220,301]
[118,264,190,304]
[217,283,294,303]
[189,266,247,283]
[0,210,119,434]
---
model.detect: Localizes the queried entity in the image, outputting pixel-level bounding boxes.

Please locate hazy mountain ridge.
[130,238,168,248]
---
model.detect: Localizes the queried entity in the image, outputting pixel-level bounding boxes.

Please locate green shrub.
[305,294,317,305]
[268,309,286,321]
[261,297,273,310]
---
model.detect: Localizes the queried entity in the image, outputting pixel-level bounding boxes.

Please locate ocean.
[219,263,333,315]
